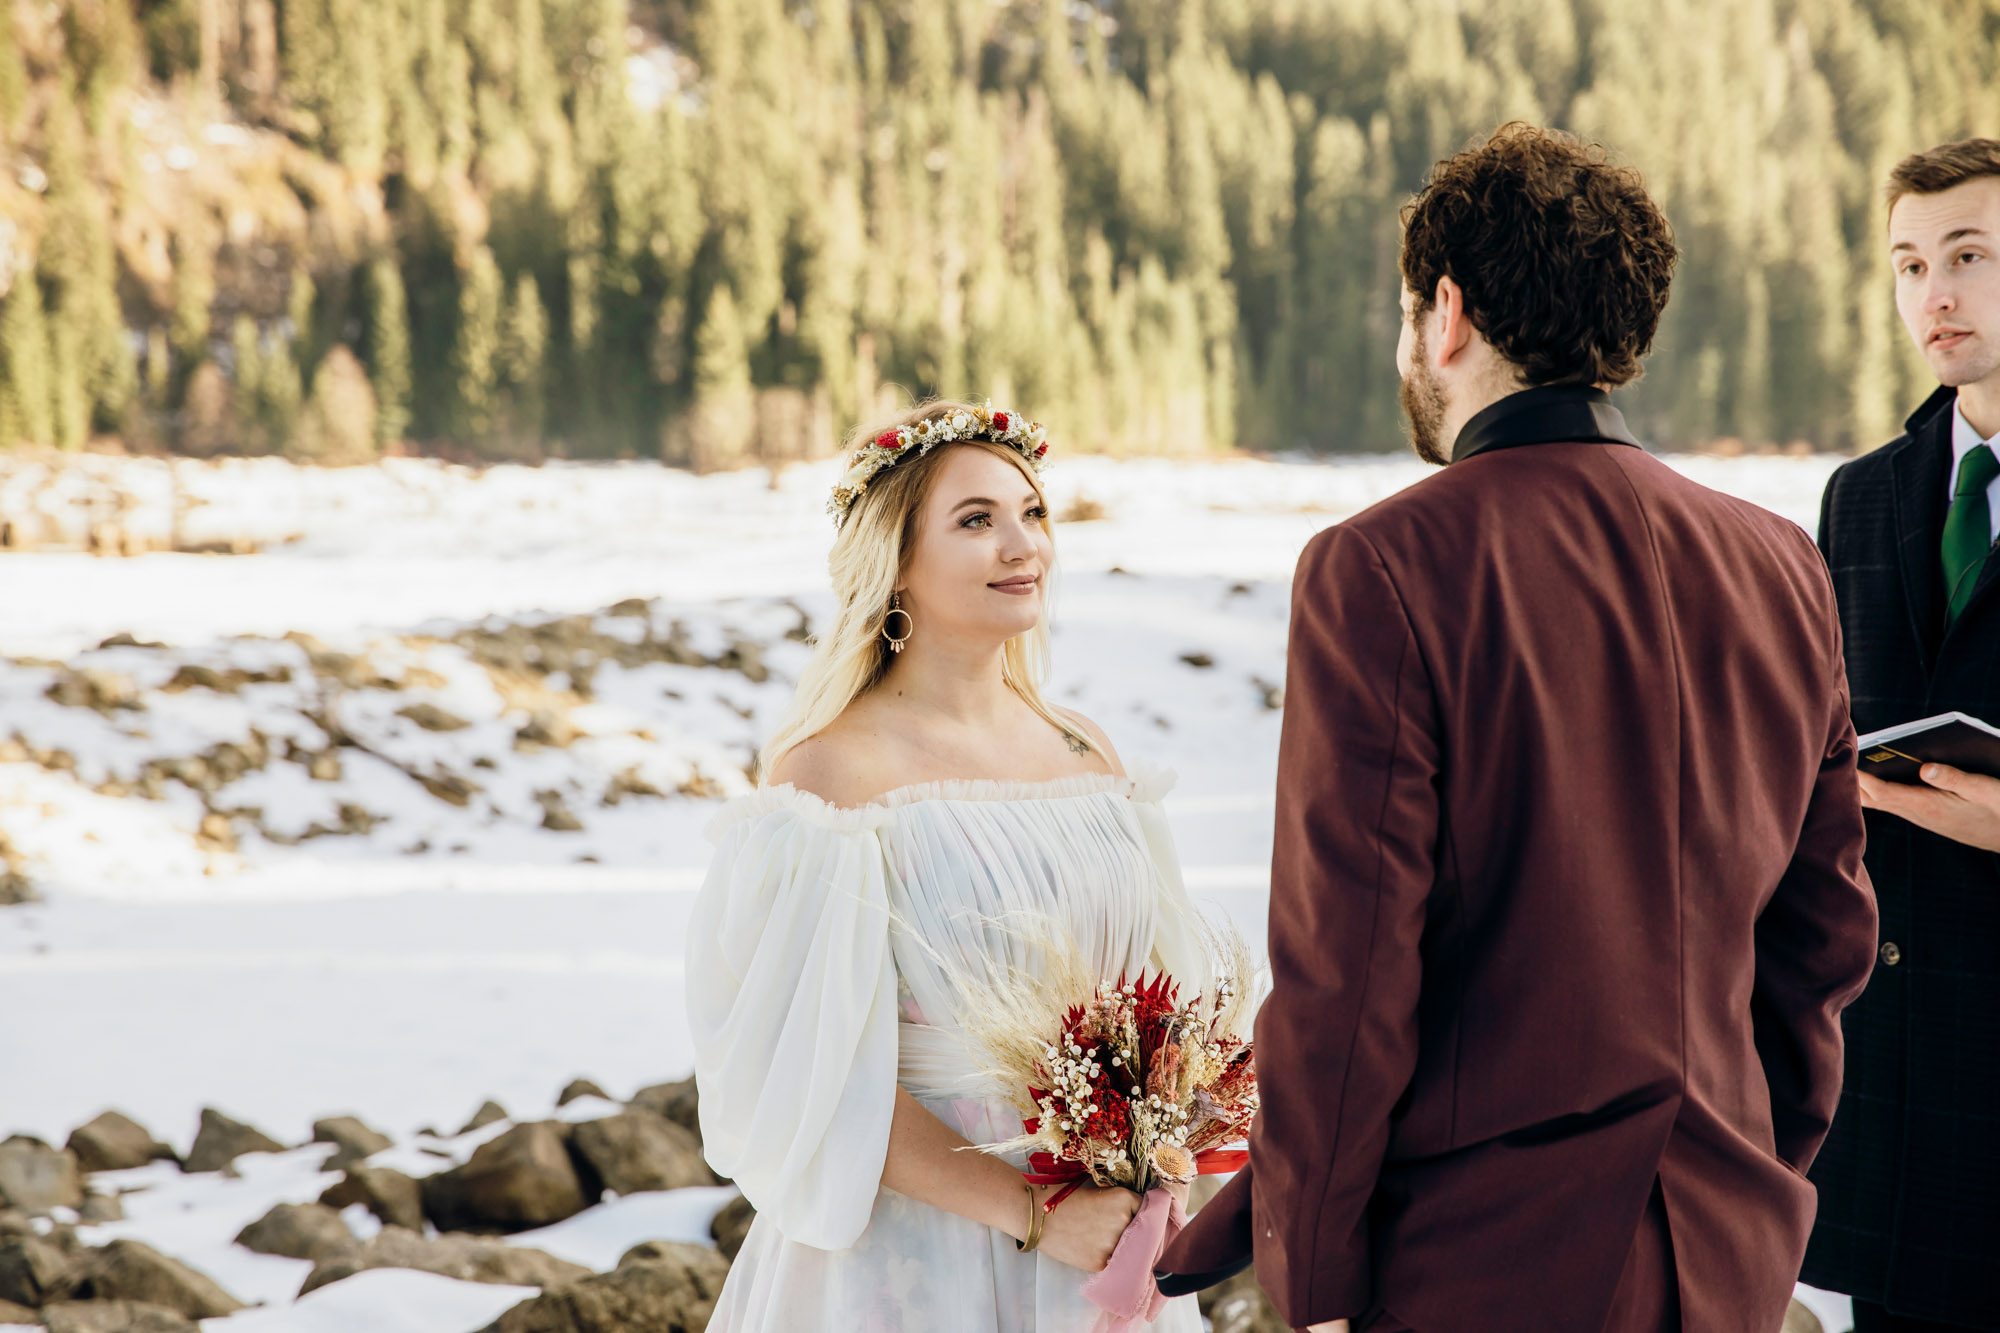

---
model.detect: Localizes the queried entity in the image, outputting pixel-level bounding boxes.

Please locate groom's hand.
[1859,764,2000,852]
[1306,1322,1351,1332]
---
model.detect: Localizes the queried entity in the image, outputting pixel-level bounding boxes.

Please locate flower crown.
[828,402,1050,526]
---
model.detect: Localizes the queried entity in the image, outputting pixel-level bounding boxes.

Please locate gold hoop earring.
[883,592,914,654]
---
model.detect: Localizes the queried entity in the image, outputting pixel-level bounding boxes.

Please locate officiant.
[1805,138,2000,1332]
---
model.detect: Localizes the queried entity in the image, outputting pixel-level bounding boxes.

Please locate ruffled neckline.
[706,759,1177,839]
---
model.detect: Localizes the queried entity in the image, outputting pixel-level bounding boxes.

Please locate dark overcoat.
[1161,385,1879,1333]
[1802,385,2000,1329]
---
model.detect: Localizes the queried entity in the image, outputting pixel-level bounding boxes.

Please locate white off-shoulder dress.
[686,764,1207,1333]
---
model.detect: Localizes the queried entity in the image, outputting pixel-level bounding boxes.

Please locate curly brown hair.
[1400,123,1678,389]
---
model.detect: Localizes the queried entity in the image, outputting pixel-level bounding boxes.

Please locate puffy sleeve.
[1128,763,1211,997]
[686,796,899,1250]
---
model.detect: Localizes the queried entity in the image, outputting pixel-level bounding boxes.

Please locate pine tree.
[450,246,503,443]
[0,274,55,447]
[230,316,265,451]
[500,271,548,449]
[363,257,413,445]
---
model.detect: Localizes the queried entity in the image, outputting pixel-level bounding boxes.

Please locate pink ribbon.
[1079,1188,1188,1332]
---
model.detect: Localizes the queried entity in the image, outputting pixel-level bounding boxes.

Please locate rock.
[708,1195,754,1261]
[537,790,583,831]
[311,1116,393,1171]
[297,1226,589,1297]
[459,1101,510,1135]
[37,1300,199,1333]
[233,1202,354,1262]
[475,1243,732,1333]
[397,703,470,732]
[421,1122,589,1233]
[1785,1300,1826,1333]
[45,1239,243,1319]
[44,670,142,714]
[0,867,35,906]
[181,1109,285,1174]
[0,1296,35,1323]
[319,1165,424,1231]
[66,1112,177,1174]
[0,1138,83,1216]
[568,1113,713,1196]
[556,1079,610,1108]
[0,1233,74,1307]
[625,1079,699,1139]
[76,1193,124,1225]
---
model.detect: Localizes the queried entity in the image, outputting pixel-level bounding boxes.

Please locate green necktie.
[1943,441,2000,625]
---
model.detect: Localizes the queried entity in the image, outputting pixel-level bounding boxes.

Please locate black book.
[1855,712,2000,783]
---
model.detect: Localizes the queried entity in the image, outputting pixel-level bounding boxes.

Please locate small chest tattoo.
[1063,731,1092,755]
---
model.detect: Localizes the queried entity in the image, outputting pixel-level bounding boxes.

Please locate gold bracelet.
[1016,1181,1044,1253]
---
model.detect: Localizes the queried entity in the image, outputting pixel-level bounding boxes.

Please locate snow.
[202,1268,538,1333]
[0,448,1856,1329]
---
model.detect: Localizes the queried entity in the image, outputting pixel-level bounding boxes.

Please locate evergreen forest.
[1,0,1996,464]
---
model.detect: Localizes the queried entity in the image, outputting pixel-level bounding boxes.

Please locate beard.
[1400,322,1451,466]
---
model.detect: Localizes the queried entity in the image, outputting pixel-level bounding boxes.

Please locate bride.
[686,399,1208,1331]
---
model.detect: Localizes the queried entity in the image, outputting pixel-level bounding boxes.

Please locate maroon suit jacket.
[1162,386,1878,1333]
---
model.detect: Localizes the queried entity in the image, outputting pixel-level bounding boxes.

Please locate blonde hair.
[759,398,1072,779]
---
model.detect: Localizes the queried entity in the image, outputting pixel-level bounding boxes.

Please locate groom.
[1159,124,1879,1332]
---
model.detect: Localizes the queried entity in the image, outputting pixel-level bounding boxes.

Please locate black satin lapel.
[1889,431,1951,672]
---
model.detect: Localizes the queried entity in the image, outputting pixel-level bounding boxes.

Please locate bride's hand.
[1035,1183,1142,1272]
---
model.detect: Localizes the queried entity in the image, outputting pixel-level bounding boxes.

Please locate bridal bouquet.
[1009,971,1257,1195]
[956,929,1257,1328]
[959,923,1259,1196]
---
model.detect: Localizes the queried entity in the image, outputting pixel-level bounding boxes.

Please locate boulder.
[319,1165,424,1231]
[421,1122,589,1233]
[297,1226,589,1297]
[182,1109,286,1175]
[311,1116,393,1171]
[557,1079,610,1108]
[0,1137,83,1216]
[475,1242,732,1333]
[0,1297,36,1323]
[45,1239,243,1319]
[459,1101,511,1135]
[77,1193,124,1225]
[66,1113,177,1175]
[233,1202,354,1262]
[708,1195,754,1262]
[568,1113,714,1196]
[37,1301,199,1333]
[625,1079,699,1139]
[0,1233,73,1307]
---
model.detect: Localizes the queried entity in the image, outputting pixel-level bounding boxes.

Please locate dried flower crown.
[828,402,1050,526]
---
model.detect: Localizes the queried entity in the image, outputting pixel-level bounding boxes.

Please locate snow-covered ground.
[0,447,1855,1330]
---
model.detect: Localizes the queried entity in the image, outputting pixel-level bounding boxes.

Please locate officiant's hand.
[1859,764,2000,852]
[1038,1182,1143,1273]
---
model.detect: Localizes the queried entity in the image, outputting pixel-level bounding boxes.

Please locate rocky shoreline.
[0,1077,752,1333]
[0,1072,1303,1333]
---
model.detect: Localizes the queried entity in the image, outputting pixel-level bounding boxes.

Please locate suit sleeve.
[1751,570,1877,1171]
[1251,524,1441,1325]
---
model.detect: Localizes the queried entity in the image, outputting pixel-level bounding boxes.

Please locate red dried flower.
[875,431,902,450]
[992,412,1010,432]
[1033,443,1049,457]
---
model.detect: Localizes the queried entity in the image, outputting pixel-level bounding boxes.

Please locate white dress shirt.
[1948,400,2000,543]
